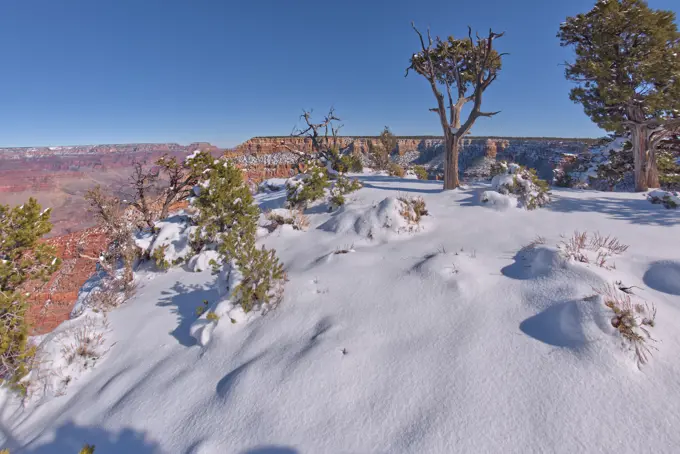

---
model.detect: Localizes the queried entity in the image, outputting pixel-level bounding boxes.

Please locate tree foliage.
[368,126,397,170]
[192,159,259,258]
[558,0,680,190]
[407,23,505,189]
[0,199,59,391]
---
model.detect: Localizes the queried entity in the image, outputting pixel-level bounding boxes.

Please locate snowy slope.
[3,176,680,454]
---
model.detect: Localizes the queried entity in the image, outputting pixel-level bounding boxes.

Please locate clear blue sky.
[0,0,678,148]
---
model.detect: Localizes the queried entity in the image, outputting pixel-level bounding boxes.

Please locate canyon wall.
[230,136,592,181]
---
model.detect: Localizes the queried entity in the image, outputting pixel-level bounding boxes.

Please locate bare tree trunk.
[647,142,660,189]
[444,135,460,190]
[630,124,649,192]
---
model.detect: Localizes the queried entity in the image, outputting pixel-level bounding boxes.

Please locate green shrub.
[329,175,362,209]
[151,244,170,270]
[327,147,363,174]
[491,162,551,210]
[387,162,405,177]
[232,242,285,313]
[413,166,429,180]
[368,126,397,170]
[79,445,96,454]
[193,159,259,257]
[206,312,219,321]
[286,163,329,209]
[190,159,287,314]
[0,199,60,393]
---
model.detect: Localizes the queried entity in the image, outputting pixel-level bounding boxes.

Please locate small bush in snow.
[552,168,573,188]
[647,190,679,209]
[559,231,628,269]
[329,175,363,209]
[0,198,60,393]
[327,147,363,174]
[79,445,96,454]
[61,317,109,369]
[151,244,170,270]
[286,163,330,210]
[206,312,219,321]
[483,162,550,210]
[397,195,429,225]
[265,209,310,231]
[413,165,429,180]
[595,284,657,366]
[232,242,286,313]
[388,162,406,178]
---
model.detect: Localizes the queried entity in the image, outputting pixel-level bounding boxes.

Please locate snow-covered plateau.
[2,175,680,454]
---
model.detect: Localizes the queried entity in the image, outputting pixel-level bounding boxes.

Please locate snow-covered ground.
[3,176,680,453]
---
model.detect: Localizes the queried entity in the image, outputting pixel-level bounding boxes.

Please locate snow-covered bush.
[190,158,286,318]
[286,162,330,209]
[558,231,629,269]
[0,198,60,393]
[397,195,428,224]
[482,162,550,210]
[330,175,363,209]
[595,284,657,366]
[388,162,405,177]
[647,189,679,209]
[192,159,259,255]
[265,209,309,231]
[230,242,286,313]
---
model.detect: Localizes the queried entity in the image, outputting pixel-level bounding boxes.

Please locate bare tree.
[280,108,343,171]
[127,161,160,230]
[407,23,505,189]
[84,186,137,291]
[155,154,207,220]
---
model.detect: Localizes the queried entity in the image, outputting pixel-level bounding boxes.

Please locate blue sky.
[0,0,678,148]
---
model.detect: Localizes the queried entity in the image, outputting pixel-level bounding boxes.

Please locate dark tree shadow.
[18,422,161,454]
[360,182,443,194]
[643,261,680,296]
[548,192,680,226]
[157,281,219,347]
[257,191,287,212]
[240,447,298,454]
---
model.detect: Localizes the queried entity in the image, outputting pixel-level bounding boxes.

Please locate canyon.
[0,136,595,334]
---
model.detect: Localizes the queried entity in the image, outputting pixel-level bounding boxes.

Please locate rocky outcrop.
[23,227,109,334]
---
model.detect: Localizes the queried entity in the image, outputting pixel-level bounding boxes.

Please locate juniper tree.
[192,159,259,259]
[559,0,680,191]
[156,151,213,220]
[368,126,397,170]
[0,199,60,390]
[407,23,505,189]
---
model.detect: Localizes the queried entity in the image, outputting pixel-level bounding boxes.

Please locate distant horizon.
[0,133,604,150]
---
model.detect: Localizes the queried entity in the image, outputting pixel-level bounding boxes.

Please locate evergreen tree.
[368,127,397,170]
[193,159,259,259]
[0,199,60,391]
[559,0,680,191]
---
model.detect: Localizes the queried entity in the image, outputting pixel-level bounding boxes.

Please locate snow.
[134,215,196,263]
[3,177,680,453]
[480,190,518,209]
[187,250,221,272]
